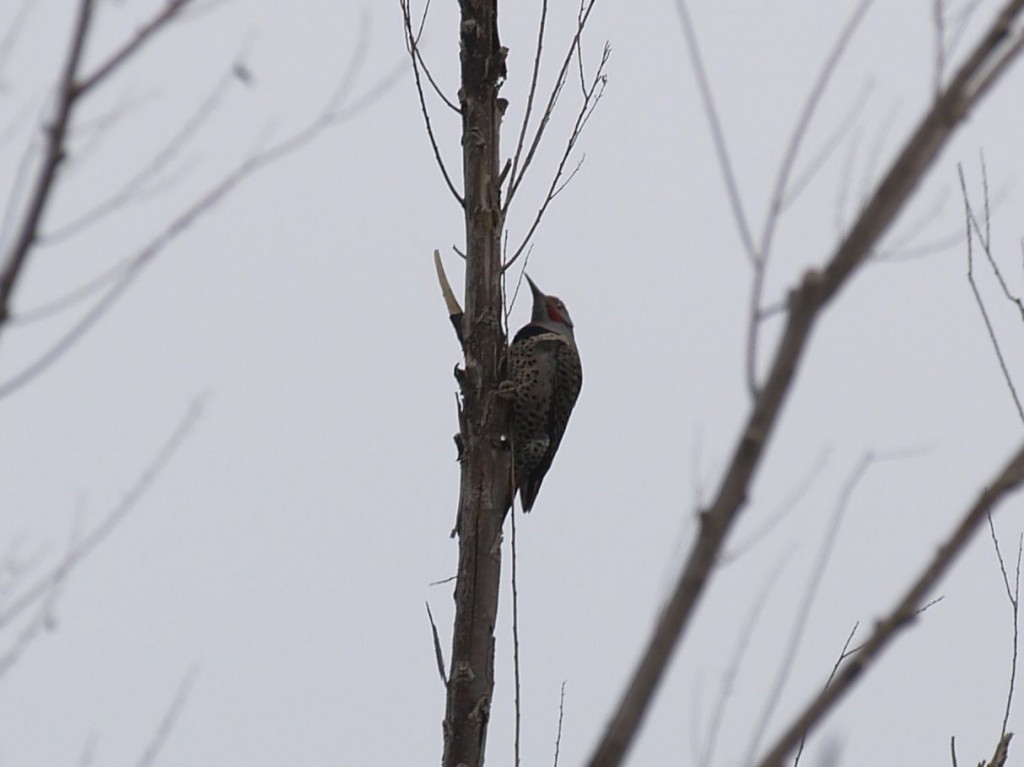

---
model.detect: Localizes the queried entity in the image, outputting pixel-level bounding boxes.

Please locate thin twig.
[0,0,33,83]
[855,101,899,217]
[0,397,205,632]
[77,0,198,97]
[7,256,133,326]
[0,0,94,332]
[400,0,463,205]
[793,622,859,767]
[505,43,608,270]
[959,165,1024,427]
[507,0,548,195]
[723,447,831,564]
[934,0,947,96]
[698,556,789,767]
[674,0,756,261]
[833,124,863,237]
[0,57,392,398]
[0,113,44,257]
[511,504,523,767]
[744,454,872,764]
[986,516,1021,739]
[746,0,874,395]
[965,162,1024,321]
[504,0,599,213]
[0,570,61,679]
[755,442,1024,767]
[409,0,460,114]
[553,681,567,767]
[44,67,240,243]
[781,79,874,210]
[135,668,198,767]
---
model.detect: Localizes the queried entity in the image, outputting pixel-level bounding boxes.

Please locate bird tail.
[518,476,542,513]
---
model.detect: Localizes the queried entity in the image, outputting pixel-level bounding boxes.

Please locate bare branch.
[0,0,94,333]
[507,0,549,201]
[0,61,391,399]
[505,43,608,270]
[77,0,199,97]
[44,67,239,243]
[409,0,460,114]
[134,669,198,767]
[8,255,130,326]
[511,507,523,767]
[552,682,567,767]
[960,164,1024,426]
[986,516,1021,740]
[723,447,831,563]
[793,622,860,767]
[0,0,32,85]
[781,78,874,211]
[698,556,788,767]
[758,0,874,258]
[755,443,1024,767]
[400,0,463,206]
[673,0,756,261]
[587,4,1024,763]
[503,0,599,213]
[744,454,872,763]
[0,397,205,633]
[0,570,60,680]
[934,0,947,96]
[748,0,873,394]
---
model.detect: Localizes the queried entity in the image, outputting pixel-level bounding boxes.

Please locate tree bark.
[442,2,509,766]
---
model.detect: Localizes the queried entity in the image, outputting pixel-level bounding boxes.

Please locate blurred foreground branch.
[589,2,1024,764]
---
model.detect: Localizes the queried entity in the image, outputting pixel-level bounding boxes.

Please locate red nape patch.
[546,303,564,323]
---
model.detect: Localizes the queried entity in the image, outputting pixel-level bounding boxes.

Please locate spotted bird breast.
[507,329,582,473]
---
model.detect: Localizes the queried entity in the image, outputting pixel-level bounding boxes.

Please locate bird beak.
[525,274,544,301]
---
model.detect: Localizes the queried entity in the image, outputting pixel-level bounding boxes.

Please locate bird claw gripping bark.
[497,380,518,399]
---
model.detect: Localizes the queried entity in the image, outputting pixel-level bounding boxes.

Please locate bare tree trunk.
[442,2,510,766]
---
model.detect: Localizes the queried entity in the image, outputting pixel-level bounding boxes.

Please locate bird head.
[526,274,575,337]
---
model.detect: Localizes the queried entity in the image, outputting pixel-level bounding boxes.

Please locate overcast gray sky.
[2,1,1024,765]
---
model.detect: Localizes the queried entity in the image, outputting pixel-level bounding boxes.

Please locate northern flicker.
[506,275,583,512]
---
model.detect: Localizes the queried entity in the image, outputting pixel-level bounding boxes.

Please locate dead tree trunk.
[442,2,510,766]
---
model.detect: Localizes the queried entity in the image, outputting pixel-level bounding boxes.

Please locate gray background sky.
[2,1,1024,765]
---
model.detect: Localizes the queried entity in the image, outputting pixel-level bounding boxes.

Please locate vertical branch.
[442,1,510,766]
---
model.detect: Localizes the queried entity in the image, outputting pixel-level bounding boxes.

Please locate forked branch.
[755,445,1024,767]
[0,0,203,339]
[503,0,600,214]
[505,42,608,271]
[0,0,95,332]
[399,0,463,206]
[588,3,1024,764]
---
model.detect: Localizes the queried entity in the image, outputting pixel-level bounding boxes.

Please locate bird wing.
[529,336,582,499]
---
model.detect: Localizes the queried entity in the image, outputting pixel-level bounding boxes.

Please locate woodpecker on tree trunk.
[505,275,583,512]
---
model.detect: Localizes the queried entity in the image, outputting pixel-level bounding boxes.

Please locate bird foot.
[497,380,518,399]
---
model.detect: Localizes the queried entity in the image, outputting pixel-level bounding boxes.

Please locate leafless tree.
[406,0,606,764]
[411,1,1024,766]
